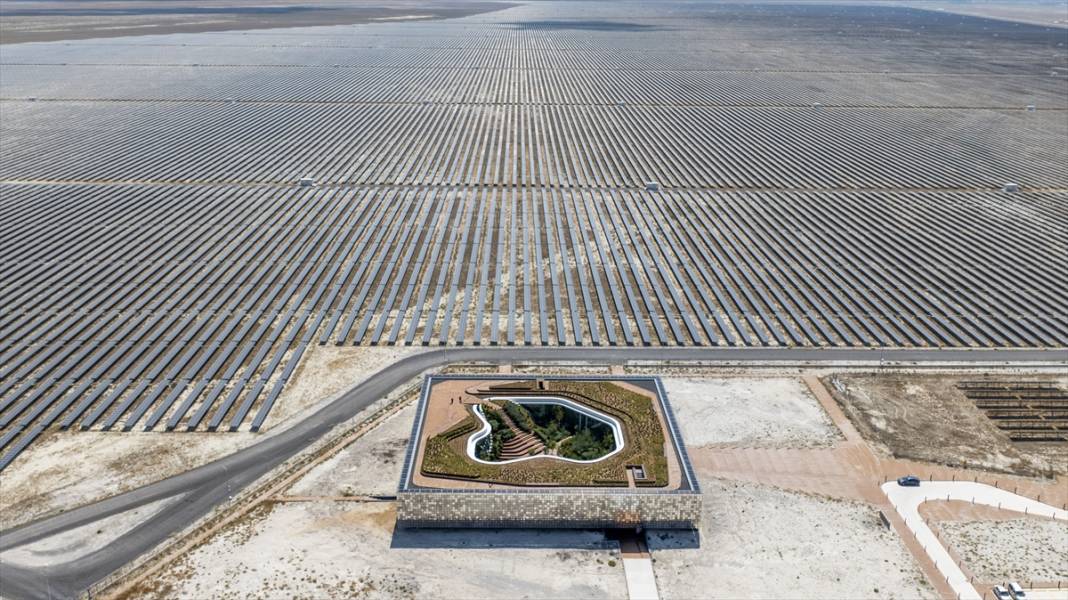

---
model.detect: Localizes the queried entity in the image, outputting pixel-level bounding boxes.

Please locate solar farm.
[1,1,1066,471]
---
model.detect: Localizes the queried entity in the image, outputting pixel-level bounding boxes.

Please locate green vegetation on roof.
[420,381,669,487]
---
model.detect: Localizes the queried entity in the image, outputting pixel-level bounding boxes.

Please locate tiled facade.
[397,489,702,529]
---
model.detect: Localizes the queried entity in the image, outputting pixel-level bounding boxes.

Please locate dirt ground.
[0,430,253,530]
[262,345,425,430]
[647,477,936,600]
[825,374,1068,477]
[133,501,628,599]
[939,517,1068,582]
[286,404,415,497]
[662,377,841,448]
[0,346,424,530]
[0,0,516,44]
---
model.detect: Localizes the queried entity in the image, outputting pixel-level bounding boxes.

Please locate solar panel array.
[1,1,1066,469]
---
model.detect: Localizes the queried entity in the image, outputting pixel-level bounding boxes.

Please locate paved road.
[0,347,1064,599]
[882,480,1068,600]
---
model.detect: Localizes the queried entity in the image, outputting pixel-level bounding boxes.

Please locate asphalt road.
[0,347,1064,599]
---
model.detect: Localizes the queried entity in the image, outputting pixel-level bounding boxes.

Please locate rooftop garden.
[420,380,670,487]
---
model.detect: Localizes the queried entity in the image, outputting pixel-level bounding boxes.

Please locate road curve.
[0,347,1064,599]
[882,481,1068,600]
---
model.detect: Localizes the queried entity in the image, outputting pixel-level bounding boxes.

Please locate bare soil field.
[133,501,627,599]
[647,478,936,600]
[0,0,516,44]
[0,429,253,530]
[939,517,1068,582]
[825,374,1068,477]
[662,377,841,448]
[286,403,414,497]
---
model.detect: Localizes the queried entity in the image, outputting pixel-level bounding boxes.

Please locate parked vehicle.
[897,475,921,487]
[992,585,1013,600]
[1008,582,1027,599]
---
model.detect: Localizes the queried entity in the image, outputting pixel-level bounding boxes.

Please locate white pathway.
[882,481,1068,600]
[623,557,659,600]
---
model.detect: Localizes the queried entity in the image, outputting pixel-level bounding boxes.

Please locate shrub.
[440,412,479,440]
[501,400,535,432]
[559,428,614,460]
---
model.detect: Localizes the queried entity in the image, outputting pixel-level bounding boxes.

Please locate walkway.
[882,481,1068,600]
[619,531,659,600]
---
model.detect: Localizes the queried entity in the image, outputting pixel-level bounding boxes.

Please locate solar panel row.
[1,1,1065,470]
[1,183,1066,469]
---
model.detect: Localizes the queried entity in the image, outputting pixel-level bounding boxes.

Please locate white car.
[992,585,1012,600]
[1008,582,1027,599]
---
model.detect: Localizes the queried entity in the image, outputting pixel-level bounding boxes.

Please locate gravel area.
[135,501,627,599]
[940,518,1068,582]
[662,377,841,448]
[647,478,936,600]
[287,404,415,497]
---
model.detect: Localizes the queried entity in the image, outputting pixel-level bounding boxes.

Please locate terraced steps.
[493,404,546,459]
[500,431,545,459]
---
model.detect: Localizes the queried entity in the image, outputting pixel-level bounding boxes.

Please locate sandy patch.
[662,377,841,448]
[261,345,427,431]
[647,478,935,599]
[135,501,627,599]
[286,404,415,497]
[939,518,1068,582]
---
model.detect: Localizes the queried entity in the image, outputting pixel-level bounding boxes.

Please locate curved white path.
[882,481,1068,600]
